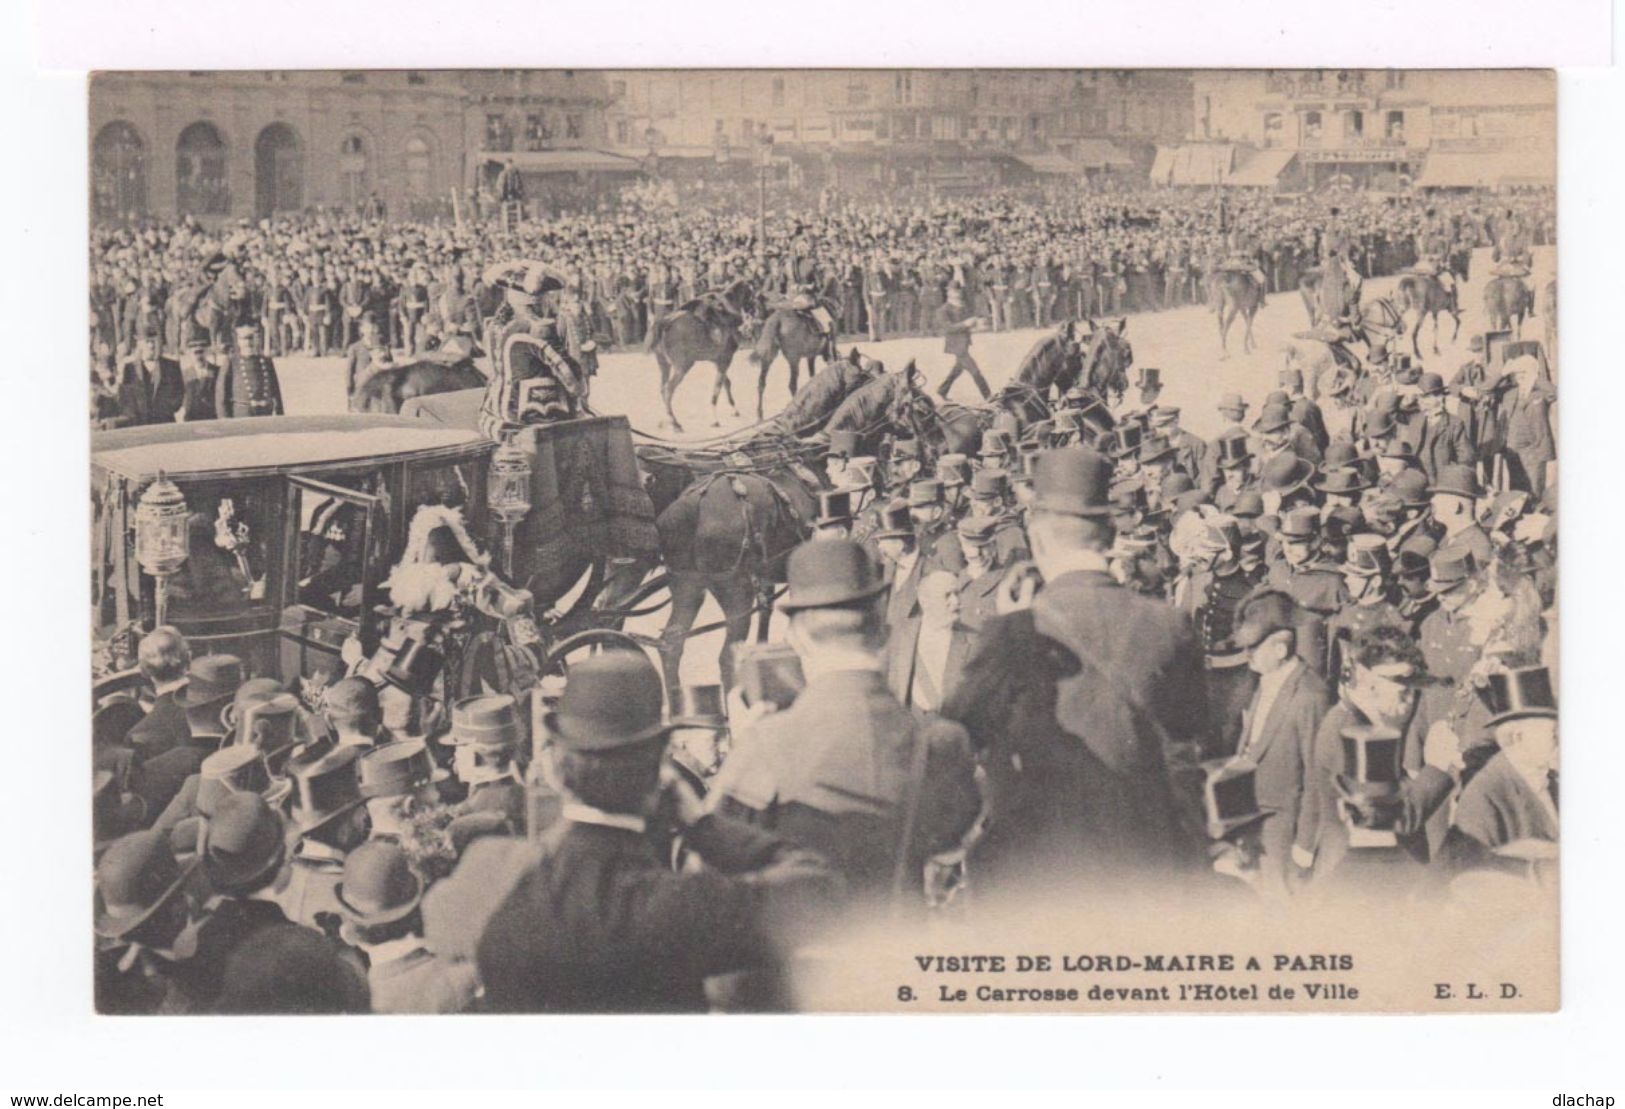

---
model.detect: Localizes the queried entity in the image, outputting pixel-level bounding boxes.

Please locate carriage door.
[278,476,388,682]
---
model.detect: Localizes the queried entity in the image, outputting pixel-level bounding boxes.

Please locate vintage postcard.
[88,67,1556,1014]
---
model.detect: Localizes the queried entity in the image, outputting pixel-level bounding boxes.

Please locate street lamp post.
[757,131,774,259]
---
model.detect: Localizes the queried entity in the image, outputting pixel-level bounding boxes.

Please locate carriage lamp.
[488,436,533,577]
[133,471,190,626]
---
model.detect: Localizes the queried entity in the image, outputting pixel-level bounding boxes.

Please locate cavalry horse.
[645,279,757,431]
[1484,274,1535,337]
[1396,272,1462,358]
[182,264,250,349]
[349,356,487,414]
[1212,268,1265,357]
[748,301,838,420]
[1282,294,1404,400]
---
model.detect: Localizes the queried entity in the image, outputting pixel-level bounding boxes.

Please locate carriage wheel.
[538,628,652,677]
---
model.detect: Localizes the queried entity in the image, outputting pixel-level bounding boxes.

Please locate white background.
[3,0,1621,1092]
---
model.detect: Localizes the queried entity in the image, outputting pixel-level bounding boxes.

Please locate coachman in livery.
[478,261,587,440]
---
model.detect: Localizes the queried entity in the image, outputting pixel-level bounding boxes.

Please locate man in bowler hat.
[438,651,839,1012]
[712,538,981,909]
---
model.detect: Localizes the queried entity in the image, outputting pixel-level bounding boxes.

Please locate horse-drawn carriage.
[91,411,663,708]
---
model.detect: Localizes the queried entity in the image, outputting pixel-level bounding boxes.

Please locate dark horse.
[647,465,816,700]
[1484,274,1534,337]
[645,279,757,431]
[763,346,883,437]
[1396,272,1462,357]
[749,304,836,420]
[349,358,487,414]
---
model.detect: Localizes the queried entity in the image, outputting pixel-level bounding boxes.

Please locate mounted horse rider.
[783,281,838,361]
[1409,208,1459,301]
[1221,224,1270,304]
[1491,207,1535,276]
[479,261,586,440]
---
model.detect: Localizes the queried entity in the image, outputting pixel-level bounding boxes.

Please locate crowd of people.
[89,183,1555,427]
[92,242,1559,1008]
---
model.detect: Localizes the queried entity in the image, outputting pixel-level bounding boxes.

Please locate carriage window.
[290,473,385,619]
[162,481,277,621]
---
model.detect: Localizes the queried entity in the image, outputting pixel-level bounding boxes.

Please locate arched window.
[254,123,303,217]
[404,135,433,197]
[176,122,229,216]
[92,121,147,221]
[339,134,369,208]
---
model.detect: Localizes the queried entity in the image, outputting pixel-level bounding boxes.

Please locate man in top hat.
[447,695,529,835]
[1211,432,1255,513]
[116,330,187,427]
[1447,664,1558,866]
[135,654,244,819]
[1429,464,1493,568]
[1227,590,1333,897]
[943,448,1208,899]
[813,488,857,540]
[1294,626,1457,889]
[714,539,980,907]
[905,478,963,577]
[335,840,478,1014]
[1412,372,1476,484]
[824,429,861,488]
[441,650,839,1012]
[1133,366,1163,413]
[951,514,1009,650]
[1266,508,1347,620]
[667,684,731,791]
[214,321,285,419]
[127,626,192,763]
[273,744,371,935]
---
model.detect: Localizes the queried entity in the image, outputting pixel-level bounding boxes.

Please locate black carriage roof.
[92,414,493,484]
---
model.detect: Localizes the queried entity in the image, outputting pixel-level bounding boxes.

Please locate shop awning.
[1016,153,1081,175]
[1415,147,1554,189]
[485,149,645,174]
[1150,144,1235,186]
[1072,138,1135,168]
[1226,149,1297,187]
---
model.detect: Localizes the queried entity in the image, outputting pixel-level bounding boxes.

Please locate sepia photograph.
[84,65,1561,1016]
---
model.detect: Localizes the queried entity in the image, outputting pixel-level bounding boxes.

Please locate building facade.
[90,71,470,222]
[1184,69,1554,190]
[600,69,1191,176]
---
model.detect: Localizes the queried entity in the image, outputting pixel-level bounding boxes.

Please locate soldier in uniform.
[1416,549,1486,750]
[1266,507,1347,620]
[1430,465,1494,568]
[1326,535,1406,681]
[214,322,284,419]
